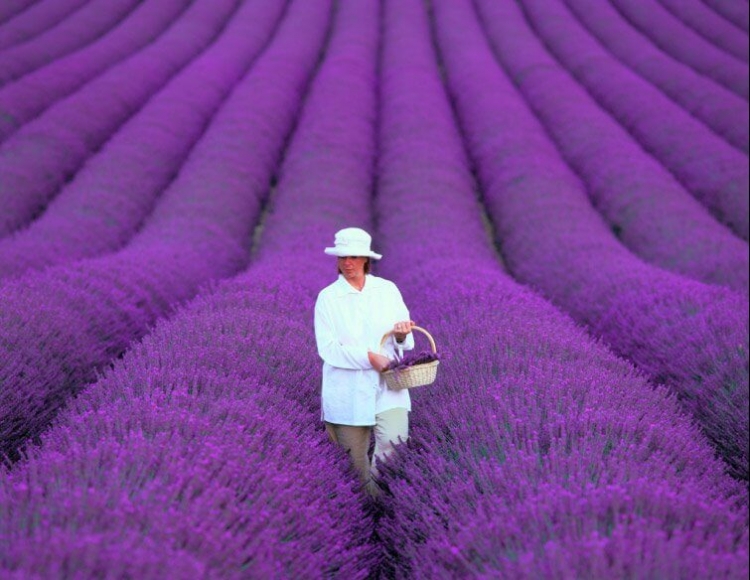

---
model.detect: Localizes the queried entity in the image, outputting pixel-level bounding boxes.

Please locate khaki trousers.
[326,408,408,495]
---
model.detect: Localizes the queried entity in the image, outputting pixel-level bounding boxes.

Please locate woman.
[314,227,415,495]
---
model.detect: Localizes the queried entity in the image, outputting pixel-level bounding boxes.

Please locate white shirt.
[314,274,414,425]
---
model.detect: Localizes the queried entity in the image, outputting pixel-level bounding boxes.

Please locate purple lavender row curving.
[0,0,241,238]
[0,0,141,86]
[125,0,328,252]
[609,0,748,99]
[656,0,749,62]
[518,0,749,241]
[136,0,384,508]
[227,0,380,411]
[0,336,374,578]
[0,0,40,26]
[562,0,749,153]
[433,0,749,481]
[0,0,288,281]
[0,0,331,463]
[0,0,190,142]
[0,1,376,574]
[474,0,749,294]
[700,0,750,32]
[374,1,748,575]
[374,3,501,271]
[0,0,88,51]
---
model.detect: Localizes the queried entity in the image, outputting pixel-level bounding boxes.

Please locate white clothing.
[314,274,414,425]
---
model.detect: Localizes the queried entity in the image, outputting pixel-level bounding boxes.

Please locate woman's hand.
[393,320,415,343]
[368,350,391,372]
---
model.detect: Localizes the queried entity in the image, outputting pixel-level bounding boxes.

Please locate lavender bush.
[701,0,750,32]
[0,0,240,238]
[656,0,749,62]
[474,0,748,294]
[0,0,190,142]
[518,0,749,241]
[0,0,331,462]
[0,0,41,26]
[0,0,287,280]
[374,1,748,576]
[0,334,374,579]
[562,0,749,153]
[0,0,89,51]
[609,0,749,99]
[433,0,749,481]
[0,0,141,86]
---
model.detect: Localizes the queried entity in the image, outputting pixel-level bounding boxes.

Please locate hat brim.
[324,247,382,260]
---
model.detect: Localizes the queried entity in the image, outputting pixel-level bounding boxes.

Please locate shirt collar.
[334,274,371,295]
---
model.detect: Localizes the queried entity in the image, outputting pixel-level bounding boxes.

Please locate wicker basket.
[379,326,439,390]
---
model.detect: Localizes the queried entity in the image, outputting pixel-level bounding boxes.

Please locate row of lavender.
[0,1,38,26]
[0,0,242,236]
[563,0,748,154]
[0,0,90,51]
[0,0,267,278]
[0,0,748,576]
[455,0,749,482]
[375,1,747,576]
[701,0,750,33]
[520,0,749,242]
[474,0,748,293]
[0,0,144,85]
[0,0,190,141]
[1,0,377,575]
[611,0,748,98]
[0,0,324,460]
[394,2,748,480]
[652,0,748,62]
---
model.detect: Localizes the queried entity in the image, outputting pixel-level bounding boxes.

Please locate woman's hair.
[337,257,371,275]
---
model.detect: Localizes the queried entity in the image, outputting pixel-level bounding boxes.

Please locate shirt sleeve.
[314,296,372,370]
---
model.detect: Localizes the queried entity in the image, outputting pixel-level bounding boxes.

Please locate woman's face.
[338,256,368,279]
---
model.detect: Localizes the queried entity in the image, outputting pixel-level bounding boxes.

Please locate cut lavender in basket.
[384,350,440,373]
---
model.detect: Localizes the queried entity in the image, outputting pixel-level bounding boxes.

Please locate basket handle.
[379,325,437,353]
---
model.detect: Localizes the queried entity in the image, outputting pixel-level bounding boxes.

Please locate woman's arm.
[314,298,373,370]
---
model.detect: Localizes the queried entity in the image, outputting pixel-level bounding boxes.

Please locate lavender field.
[0,0,748,578]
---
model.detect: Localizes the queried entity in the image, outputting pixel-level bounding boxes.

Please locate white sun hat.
[324,227,382,260]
